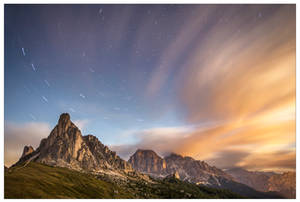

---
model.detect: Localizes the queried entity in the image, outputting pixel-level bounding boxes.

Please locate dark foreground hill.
[5,162,243,199]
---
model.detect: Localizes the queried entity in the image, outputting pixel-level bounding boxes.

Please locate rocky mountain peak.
[21,146,34,158]
[128,149,167,175]
[14,113,132,172]
[58,113,71,124]
[56,113,73,136]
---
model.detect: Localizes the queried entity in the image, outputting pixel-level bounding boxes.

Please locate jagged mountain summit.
[128,149,284,198]
[13,113,132,172]
[128,149,233,185]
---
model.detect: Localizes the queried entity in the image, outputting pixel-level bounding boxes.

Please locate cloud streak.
[174,5,295,171]
[111,125,195,160]
[116,5,296,172]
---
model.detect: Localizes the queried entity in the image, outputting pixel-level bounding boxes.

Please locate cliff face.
[14,113,132,172]
[128,149,167,175]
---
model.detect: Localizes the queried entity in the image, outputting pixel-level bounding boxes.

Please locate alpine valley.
[4,113,295,199]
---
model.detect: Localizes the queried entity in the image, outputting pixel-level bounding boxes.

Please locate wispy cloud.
[4,121,51,167]
[116,5,296,172]
[173,6,295,171]
[110,125,195,160]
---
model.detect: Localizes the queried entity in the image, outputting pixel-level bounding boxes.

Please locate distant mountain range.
[226,167,296,198]
[127,149,288,198]
[5,113,294,199]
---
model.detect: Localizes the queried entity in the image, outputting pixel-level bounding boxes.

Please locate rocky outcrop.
[226,167,295,199]
[14,113,132,172]
[128,149,167,175]
[165,171,180,180]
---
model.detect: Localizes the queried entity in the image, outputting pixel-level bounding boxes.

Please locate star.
[41,96,48,102]
[29,113,36,120]
[21,48,26,56]
[44,80,50,87]
[31,64,36,71]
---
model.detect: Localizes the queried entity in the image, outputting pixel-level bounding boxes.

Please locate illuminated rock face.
[128,149,167,175]
[128,149,233,185]
[14,113,132,172]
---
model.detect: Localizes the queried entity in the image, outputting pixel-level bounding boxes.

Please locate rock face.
[128,150,233,185]
[164,153,234,184]
[128,149,167,175]
[226,167,296,199]
[14,113,131,172]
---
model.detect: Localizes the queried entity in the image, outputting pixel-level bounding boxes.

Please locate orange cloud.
[175,6,295,171]
[139,5,296,171]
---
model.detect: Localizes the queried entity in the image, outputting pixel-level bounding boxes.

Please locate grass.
[5,162,133,199]
[5,162,243,199]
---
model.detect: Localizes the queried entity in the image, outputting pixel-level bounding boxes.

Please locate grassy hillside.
[5,162,243,199]
[5,162,134,199]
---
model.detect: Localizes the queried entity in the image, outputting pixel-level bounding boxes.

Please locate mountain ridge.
[127,149,290,198]
[129,149,233,184]
[8,113,289,199]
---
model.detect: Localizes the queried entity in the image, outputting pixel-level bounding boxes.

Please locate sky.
[4,4,295,172]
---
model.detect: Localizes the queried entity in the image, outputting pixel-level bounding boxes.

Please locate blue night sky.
[5,4,295,172]
[5,5,189,143]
